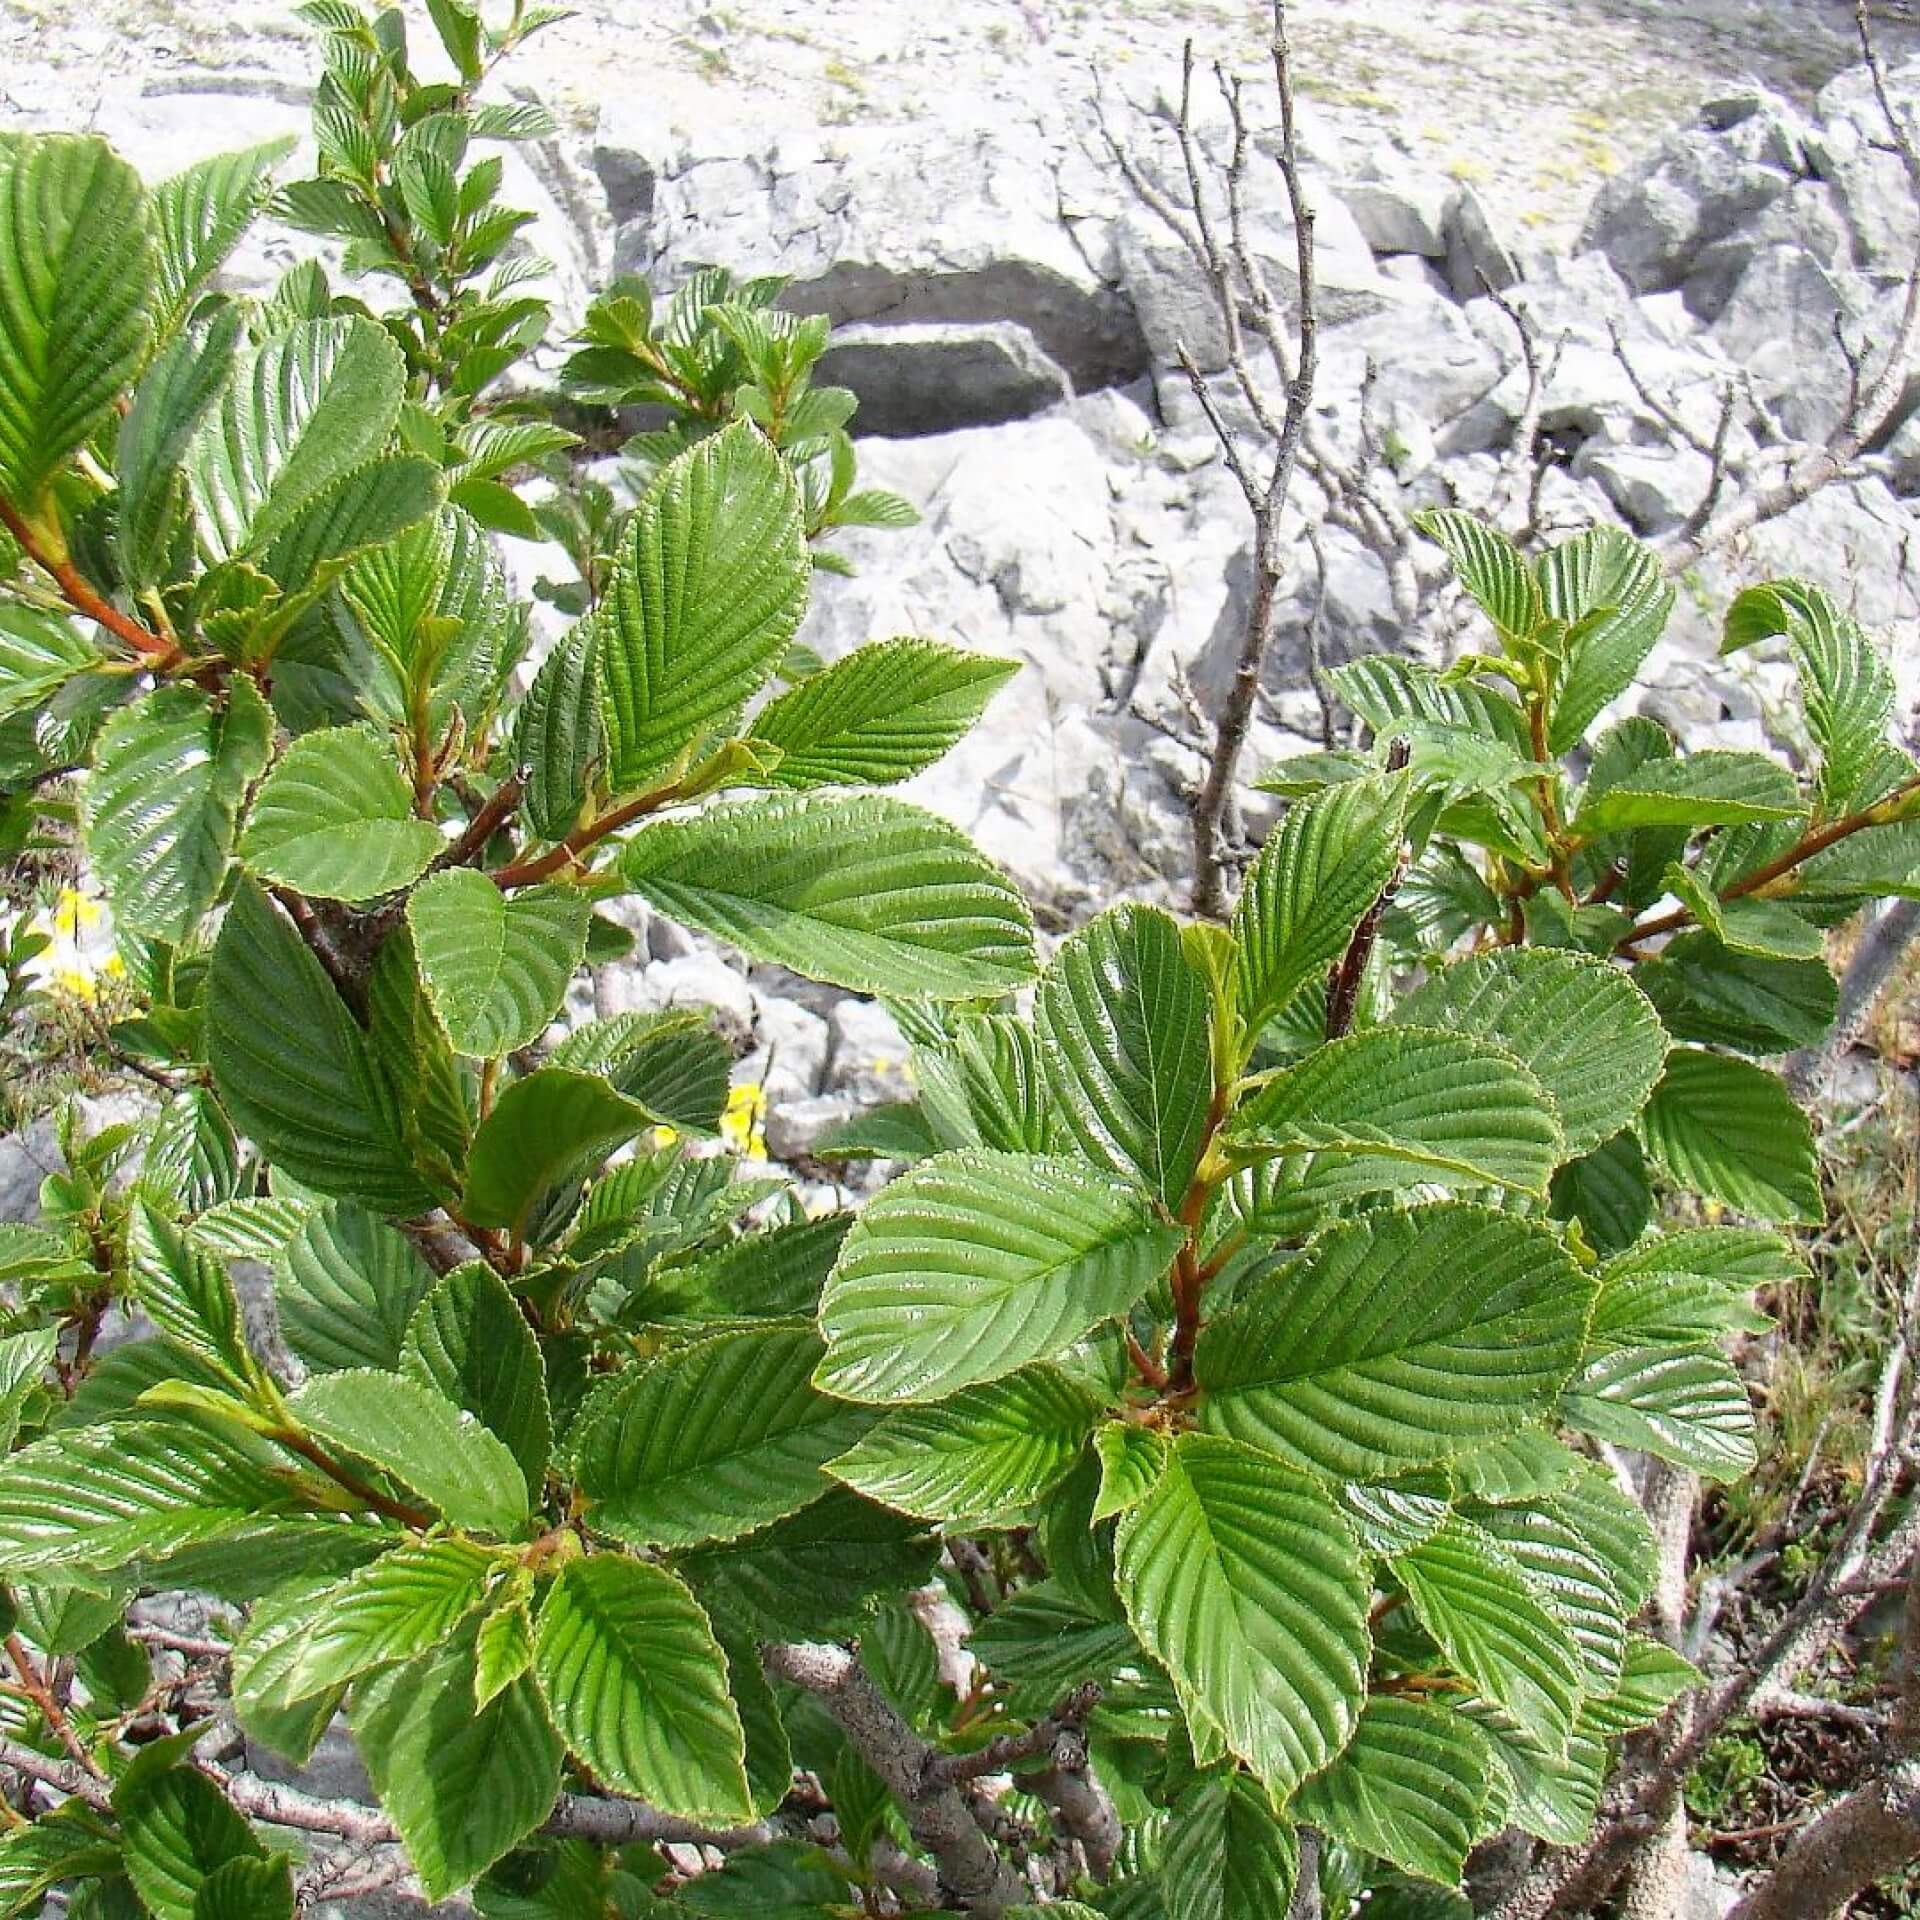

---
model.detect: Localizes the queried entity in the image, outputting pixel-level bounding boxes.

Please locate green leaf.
[1293,1696,1493,1887]
[0,603,96,721]
[238,725,442,901]
[1393,1517,1584,1751]
[574,1324,873,1547]
[1036,903,1213,1206]
[408,868,589,1057]
[0,1330,54,1455]
[1604,1223,1802,1292]
[0,1418,295,1577]
[1196,1203,1594,1479]
[127,1198,249,1386]
[1537,525,1673,753]
[0,1809,121,1917]
[150,140,292,335]
[1452,1435,1578,1510]
[719,1626,796,1819]
[473,1574,537,1710]
[118,306,245,590]
[209,883,432,1211]
[188,1197,314,1263]
[339,502,512,731]
[1554,1464,1658,1615]
[513,618,601,842]
[1549,1130,1653,1257]
[639,1214,851,1321]
[598,420,808,788]
[1414,510,1542,642]
[1724,578,1905,812]
[968,1580,1140,1714]
[269,1535,500,1703]
[1589,1259,1772,1352]
[1394,948,1667,1157]
[621,792,1036,1000]
[1114,1433,1370,1799]
[1572,751,1802,835]
[751,638,1016,786]
[1470,1500,1628,1690]
[1583,1635,1701,1736]
[829,1365,1101,1524]
[1162,1769,1299,1920]
[460,1068,653,1235]
[276,1199,436,1374]
[1636,934,1837,1055]
[1637,1047,1822,1224]
[916,1011,1063,1155]
[229,1575,351,1764]
[188,316,406,562]
[85,681,273,941]
[291,1370,530,1535]
[192,1857,296,1920]
[550,1007,730,1134]
[1564,1344,1757,1478]
[118,1760,267,1920]
[140,1087,242,1216]
[1094,1422,1168,1522]
[0,135,153,504]
[404,1262,552,1494]
[1491,1711,1609,1846]
[816,1149,1185,1403]
[1657,864,1824,963]
[1234,774,1409,1038]
[532,1554,752,1822]
[1797,817,1920,899]
[1228,1026,1565,1199]
[678,1487,938,1643]
[355,1616,563,1900]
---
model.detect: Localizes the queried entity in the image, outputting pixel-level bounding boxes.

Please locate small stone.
[827,1000,915,1106]
[649,953,756,1047]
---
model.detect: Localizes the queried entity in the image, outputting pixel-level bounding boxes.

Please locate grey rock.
[1443,187,1520,300]
[1575,442,1715,534]
[743,995,833,1107]
[1376,251,1454,298]
[817,320,1072,435]
[0,1117,57,1224]
[1880,408,1920,493]
[827,1000,914,1107]
[1680,178,1853,320]
[1708,243,1863,442]
[1118,193,1396,381]
[649,953,756,1047]
[1811,55,1920,272]
[609,109,1149,393]
[1339,167,1453,258]
[1677,1850,1743,1918]
[246,1722,371,1803]
[764,1092,862,1163]
[1579,124,1793,294]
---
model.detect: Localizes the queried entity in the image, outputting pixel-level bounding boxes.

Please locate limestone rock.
[817,320,1072,435]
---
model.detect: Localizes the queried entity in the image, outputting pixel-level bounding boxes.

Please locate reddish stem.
[0,495,178,667]
[488,778,681,889]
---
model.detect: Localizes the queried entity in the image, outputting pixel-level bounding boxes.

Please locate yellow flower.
[721,1082,769,1161]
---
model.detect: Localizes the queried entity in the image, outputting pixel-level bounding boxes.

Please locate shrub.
[0,4,1916,1917]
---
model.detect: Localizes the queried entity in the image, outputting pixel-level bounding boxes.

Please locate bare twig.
[762,1641,1025,1912]
[1182,1,1319,918]
[927,1684,1101,1785]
